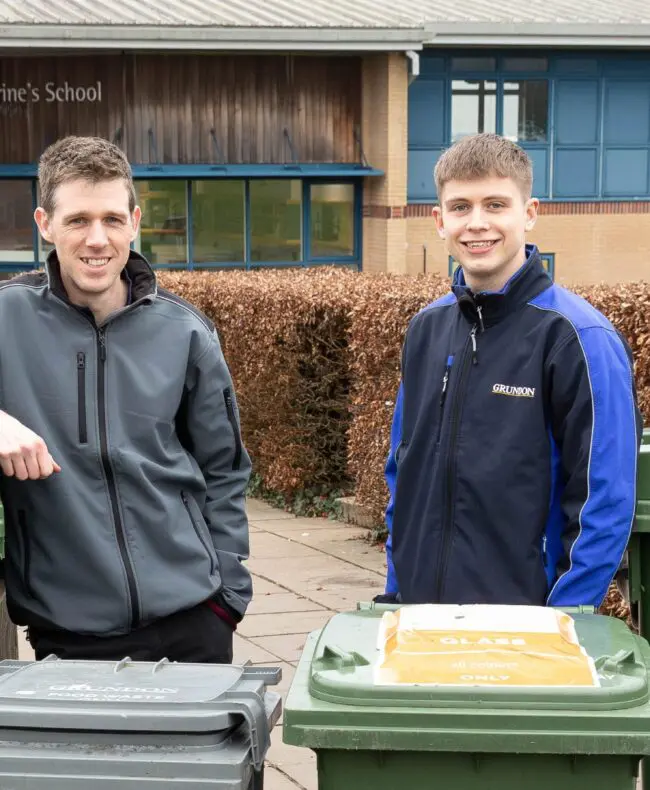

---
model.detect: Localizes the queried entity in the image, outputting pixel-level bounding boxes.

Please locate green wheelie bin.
[284,604,650,790]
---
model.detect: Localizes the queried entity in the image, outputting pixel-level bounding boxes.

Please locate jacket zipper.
[77,352,88,444]
[435,324,478,600]
[435,355,454,448]
[223,388,243,471]
[17,511,34,598]
[181,492,215,570]
[96,327,141,628]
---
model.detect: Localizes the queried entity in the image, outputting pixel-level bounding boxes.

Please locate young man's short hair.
[38,136,136,216]
[434,133,534,199]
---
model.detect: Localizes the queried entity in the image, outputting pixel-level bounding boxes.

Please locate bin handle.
[595,649,636,673]
[319,644,369,670]
[221,689,272,771]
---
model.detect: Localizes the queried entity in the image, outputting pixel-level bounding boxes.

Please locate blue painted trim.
[303,179,360,264]
[0,164,383,180]
[0,263,40,272]
[244,180,252,271]
[131,163,383,179]
[302,180,311,266]
[151,262,246,270]
[354,181,363,269]
[0,165,37,178]
[186,181,193,272]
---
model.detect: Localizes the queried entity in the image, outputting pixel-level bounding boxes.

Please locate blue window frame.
[0,164,369,273]
[409,51,650,203]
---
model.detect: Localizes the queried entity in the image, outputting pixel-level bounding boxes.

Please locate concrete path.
[18,498,387,790]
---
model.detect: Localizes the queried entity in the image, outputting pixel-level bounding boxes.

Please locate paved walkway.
[18,498,387,790]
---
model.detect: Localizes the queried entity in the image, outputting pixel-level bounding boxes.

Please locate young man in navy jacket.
[379,133,641,608]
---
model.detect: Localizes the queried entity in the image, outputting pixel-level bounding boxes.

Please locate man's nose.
[86,220,109,247]
[466,207,489,231]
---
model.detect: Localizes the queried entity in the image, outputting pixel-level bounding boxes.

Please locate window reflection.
[0,181,33,263]
[192,181,245,263]
[452,80,497,141]
[136,181,187,265]
[250,180,301,263]
[310,184,354,258]
[503,81,549,142]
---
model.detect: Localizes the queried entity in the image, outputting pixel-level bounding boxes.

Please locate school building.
[0,0,648,284]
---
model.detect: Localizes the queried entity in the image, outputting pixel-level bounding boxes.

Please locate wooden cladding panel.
[0,54,361,165]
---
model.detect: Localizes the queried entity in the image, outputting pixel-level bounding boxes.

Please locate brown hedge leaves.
[157,271,650,526]
[158,269,361,496]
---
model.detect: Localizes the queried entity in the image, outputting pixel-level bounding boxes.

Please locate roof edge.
[0,24,425,51]
[424,21,650,47]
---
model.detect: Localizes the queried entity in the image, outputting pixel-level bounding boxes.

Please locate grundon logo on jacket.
[492,383,536,398]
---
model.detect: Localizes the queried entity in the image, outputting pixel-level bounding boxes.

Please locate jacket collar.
[45,250,157,307]
[451,244,552,327]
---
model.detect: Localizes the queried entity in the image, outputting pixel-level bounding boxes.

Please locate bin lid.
[0,658,281,768]
[308,607,649,710]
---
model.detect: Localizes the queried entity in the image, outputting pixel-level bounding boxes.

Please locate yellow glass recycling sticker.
[374,605,600,687]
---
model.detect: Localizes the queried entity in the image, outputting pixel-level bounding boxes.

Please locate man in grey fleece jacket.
[0,136,252,662]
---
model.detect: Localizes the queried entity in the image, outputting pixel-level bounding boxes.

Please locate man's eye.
[452,205,468,212]
[69,218,86,225]
[106,217,122,224]
[488,203,505,210]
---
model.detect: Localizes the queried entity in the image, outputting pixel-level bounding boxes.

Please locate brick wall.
[403,203,650,284]
[361,53,409,273]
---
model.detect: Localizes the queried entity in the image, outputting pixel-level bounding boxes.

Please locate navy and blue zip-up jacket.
[384,245,641,607]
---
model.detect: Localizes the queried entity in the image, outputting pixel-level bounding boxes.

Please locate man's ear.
[525,198,540,232]
[130,206,142,240]
[34,207,53,243]
[432,206,446,239]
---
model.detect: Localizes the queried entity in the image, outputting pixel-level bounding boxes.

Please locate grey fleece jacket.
[0,252,252,636]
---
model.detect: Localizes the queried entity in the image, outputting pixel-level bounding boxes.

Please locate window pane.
[0,181,34,262]
[451,81,497,142]
[192,181,245,263]
[502,57,548,73]
[310,184,354,259]
[451,57,496,72]
[503,81,549,142]
[136,181,187,265]
[250,180,301,263]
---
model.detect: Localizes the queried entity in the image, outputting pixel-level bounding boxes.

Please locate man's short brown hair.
[434,133,533,199]
[38,136,136,216]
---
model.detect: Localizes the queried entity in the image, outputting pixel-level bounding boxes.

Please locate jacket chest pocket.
[77,352,88,445]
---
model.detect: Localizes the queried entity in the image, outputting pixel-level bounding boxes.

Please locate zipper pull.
[439,355,453,408]
[476,304,485,333]
[98,330,107,362]
[470,325,478,365]
[77,352,85,369]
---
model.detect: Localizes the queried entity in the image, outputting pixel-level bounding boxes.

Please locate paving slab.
[248,593,327,616]
[267,726,317,790]
[239,611,330,639]
[264,765,306,790]
[250,633,315,665]
[251,575,290,596]
[247,501,295,521]
[233,632,284,665]
[249,533,322,560]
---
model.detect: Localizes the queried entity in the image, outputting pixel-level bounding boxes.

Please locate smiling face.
[433,175,539,293]
[35,178,141,313]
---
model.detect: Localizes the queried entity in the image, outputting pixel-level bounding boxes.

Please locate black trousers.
[27,603,234,664]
